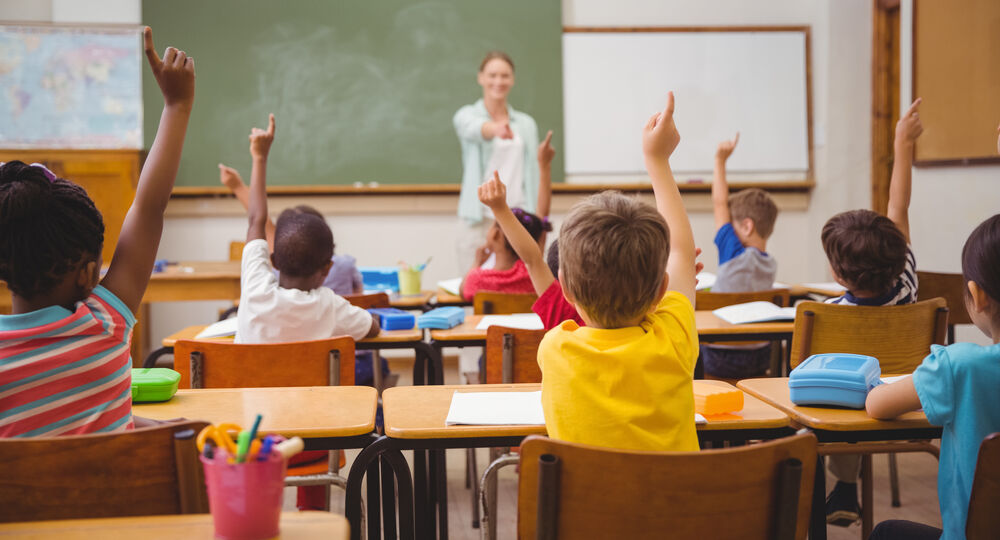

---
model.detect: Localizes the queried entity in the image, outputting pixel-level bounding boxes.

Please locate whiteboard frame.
[562,25,814,185]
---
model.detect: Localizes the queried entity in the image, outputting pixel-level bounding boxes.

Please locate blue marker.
[258,435,275,461]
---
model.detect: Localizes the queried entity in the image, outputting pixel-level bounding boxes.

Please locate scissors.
[197,423,241,456]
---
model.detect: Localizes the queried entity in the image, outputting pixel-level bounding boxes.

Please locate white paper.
[194,317,238,339]
[446,391,546,425]
[880,374,911,385]
[800,282,847,294]
[772,281,789,289]
[475,313,544,331]
[694,413,707,424]
[696,272,716,291]
[437,277,463,296]
[712,301,796,325]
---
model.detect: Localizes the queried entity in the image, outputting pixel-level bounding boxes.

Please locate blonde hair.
[729,188,778,239]
[559,191,669,328]
[479,51,514,73]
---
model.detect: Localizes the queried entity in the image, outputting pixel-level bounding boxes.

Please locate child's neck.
[742,234,767,252]
[10,279,83,314]
[492,249,518,271]
[278,274,319,292]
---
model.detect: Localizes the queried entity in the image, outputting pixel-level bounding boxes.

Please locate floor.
[290,353,944,539]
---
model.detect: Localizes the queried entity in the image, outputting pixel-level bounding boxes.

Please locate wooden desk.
[347,381,792,540]
[389,290,434,310]
[432,289,470,308]
[0,511,348,539]
[794,282,847,298]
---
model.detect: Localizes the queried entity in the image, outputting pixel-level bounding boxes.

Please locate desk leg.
[414,450,428,536]
[810,455,827,540]
[428,448,439,537]
[346,436,415,540]
[437,449,449,540]
[861,455,873,539]
[367,456,382,540]
[381,456,397,539]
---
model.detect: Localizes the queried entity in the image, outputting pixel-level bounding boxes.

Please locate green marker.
[235,430,252,463]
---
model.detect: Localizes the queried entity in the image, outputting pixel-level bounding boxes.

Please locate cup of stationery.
[397,258,430,296]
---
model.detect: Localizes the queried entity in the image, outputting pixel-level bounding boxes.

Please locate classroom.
[0,0,998,539]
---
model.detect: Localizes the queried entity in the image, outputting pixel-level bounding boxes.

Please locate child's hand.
[478,171,509,212]
[474,244,491,267]
[218,163,243,190]
[143,27,194,109]
[895,98,923,147]
[715,132,739,162]
[694,246,704,275]
[642,92,680,161]
[249,114,276,160]
[537,130,555,168]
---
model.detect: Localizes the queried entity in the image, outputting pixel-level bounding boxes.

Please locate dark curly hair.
[0,161,104,299]
[821,209,905,296]
[500,208,552,259]
[272,205,333,278]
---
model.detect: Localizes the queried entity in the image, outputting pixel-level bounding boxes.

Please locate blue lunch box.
[417,306,466,329]
[788,353,882,409]
[368,308,416,331]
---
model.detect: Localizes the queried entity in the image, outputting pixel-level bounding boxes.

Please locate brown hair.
[821,209,906,296]
[559,191,669,328]
[479,51,514,73]
[962,213,1000,323]
[729,188,778,239]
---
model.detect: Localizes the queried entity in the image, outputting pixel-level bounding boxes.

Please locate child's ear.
[75,260,98,288]
[968,280,990,314]
[270,253,281,271]
[650,273,668,312]
[318,260,333,280]
[558,268,575,303]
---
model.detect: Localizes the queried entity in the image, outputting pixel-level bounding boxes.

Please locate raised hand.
[249,113,276,160]
[895,98,923,147]
[642,92,681,161]
[143,26,194,109]
[478,171,508,211]
[716,132,739,162]
[537,130,555,167]
[218,163,244,190]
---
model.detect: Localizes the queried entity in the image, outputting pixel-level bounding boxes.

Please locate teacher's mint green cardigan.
[453,99,539,225]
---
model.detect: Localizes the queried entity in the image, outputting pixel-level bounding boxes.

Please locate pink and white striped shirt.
[0,286,135,437]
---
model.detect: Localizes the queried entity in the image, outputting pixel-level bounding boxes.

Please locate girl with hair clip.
[866,212,1000,540]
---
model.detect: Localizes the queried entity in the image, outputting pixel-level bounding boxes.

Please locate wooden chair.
[517,432,817,540]
[967,433,1000,540]
[0,420,209,522]
[343,291,390,309]
[228,240,246,262]
[917,271,972,344]
[174,337,355,508]
[789,298,948,536]
[473,291,538,315]
[696,288,791,380]
[473,326,546,536]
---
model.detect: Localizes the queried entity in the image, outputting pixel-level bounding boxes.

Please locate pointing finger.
[733,132,740,146]
[662,91,675,120]
[905,97,922,117]
[267,113,275,136]
[542,130,553,147]
[142,27,162,69]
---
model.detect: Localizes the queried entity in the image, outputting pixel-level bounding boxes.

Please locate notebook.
[475,314,544,331]
[712,301,796,324]
[194,317,238,339]
[445,391,708,426]
[437,277,463,296]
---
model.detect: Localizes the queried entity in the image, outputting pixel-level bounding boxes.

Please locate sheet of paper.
[712,301,796,325]
[880,374,911,385]
[446,391,546,425]
[694,413,707,424]
[800,281,847,294]
[696,272,717,291]
[475,313,544,331]
[194,317,238,339]
[437,277,463,296]
[772,281,790,288]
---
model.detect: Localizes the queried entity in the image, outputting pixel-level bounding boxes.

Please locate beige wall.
[7,0,992,345]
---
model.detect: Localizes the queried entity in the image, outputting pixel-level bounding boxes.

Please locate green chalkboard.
[142,0,563,188]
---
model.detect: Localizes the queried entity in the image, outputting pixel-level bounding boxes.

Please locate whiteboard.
[562,30,810,178]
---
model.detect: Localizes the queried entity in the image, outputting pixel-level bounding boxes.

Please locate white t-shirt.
[236,239,372,344]
[481,133,525,219]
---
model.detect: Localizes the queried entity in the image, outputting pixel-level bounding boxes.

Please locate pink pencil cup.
[201,452,287,540]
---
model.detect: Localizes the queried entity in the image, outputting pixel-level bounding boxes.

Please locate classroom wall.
[9,0,991,346]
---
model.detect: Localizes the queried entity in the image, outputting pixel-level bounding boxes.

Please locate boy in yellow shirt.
[537,93,700,452]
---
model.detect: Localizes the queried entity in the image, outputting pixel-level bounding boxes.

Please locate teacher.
[453,51,540,271]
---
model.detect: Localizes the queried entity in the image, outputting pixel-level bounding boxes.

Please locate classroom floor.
[288,353,943,539]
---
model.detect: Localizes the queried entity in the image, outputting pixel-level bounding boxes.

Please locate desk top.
[433,289,470,307]
[0,512,347,539]
[737,377,931,432]
[389,290,434,308]
[381,381,788,439]
[149,261,241,281]
[133,386,377,438]
[429,313,795,342]
[162,325,423,348]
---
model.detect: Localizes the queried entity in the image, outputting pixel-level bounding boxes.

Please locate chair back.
[788,298,948,373]
[967,432,1000,540]
[0,421,210,522]
[517,432,817,540]
[474,291,538,315]
[343,292,391,309]
[174,337,355,389]
[484,326,545,384]
[917,271,972,326]
[695,288,791,311]
[228,240,246,262]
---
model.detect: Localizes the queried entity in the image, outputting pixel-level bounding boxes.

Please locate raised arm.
[101,27,194,313]
[536,130,555,218]
[480,172,554,295]
[220,164,276,249]
[641,92,696,304]
[246,114,275,243]
[887,98,923,243]
[712,133,739,230]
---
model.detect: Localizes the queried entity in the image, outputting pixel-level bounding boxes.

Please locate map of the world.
[0,25,141,149]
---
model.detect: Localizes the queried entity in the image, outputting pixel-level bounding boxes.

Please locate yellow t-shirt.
[537,291,699,452]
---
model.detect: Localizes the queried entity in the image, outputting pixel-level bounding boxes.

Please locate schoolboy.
[537,93,700,452]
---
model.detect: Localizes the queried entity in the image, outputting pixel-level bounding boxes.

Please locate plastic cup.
[201,452,287,540]
[398,268,422,296]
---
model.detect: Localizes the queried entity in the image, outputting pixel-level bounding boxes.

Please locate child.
[0,28,194,436]
[822,98,923,526]
[537,92,700,451]
[459,204,551,302]
[703,133,779,380]
[866,213,1000,540]
[218,165,363,295]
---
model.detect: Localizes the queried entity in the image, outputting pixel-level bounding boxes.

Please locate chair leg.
[861,455,874,540]
[469,448,480,528]
[888,453,901,507]
[479,452,520,540]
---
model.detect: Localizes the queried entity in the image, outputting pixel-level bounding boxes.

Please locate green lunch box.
[131,368,181,403]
